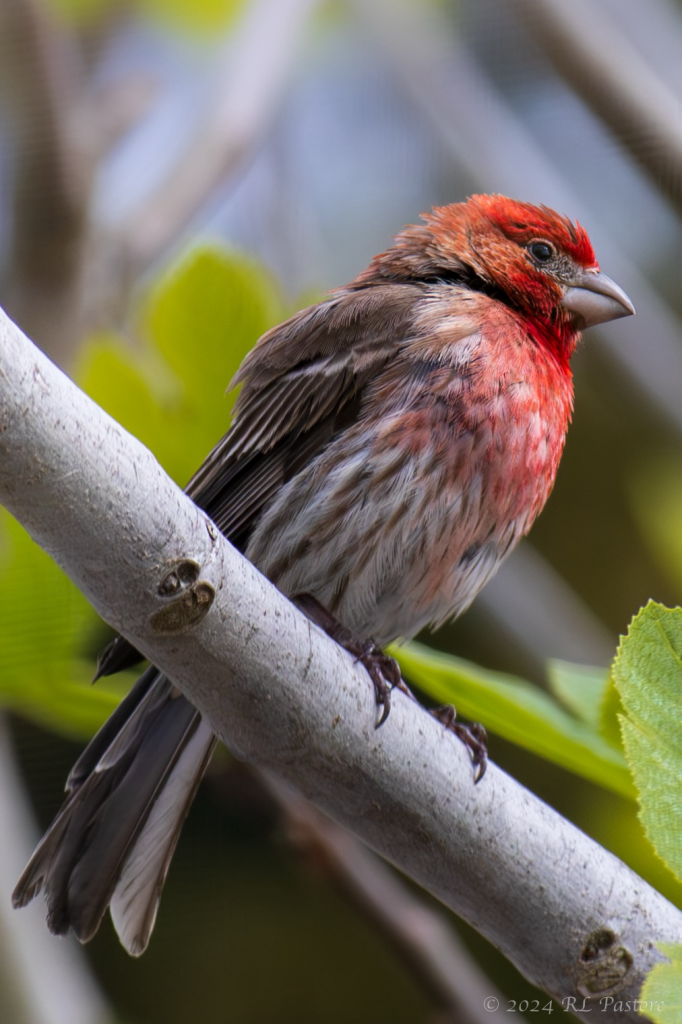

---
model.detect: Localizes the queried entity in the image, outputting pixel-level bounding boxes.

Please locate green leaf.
[77,245,283,489]
[142,0,245,32]
[600,677,625,750]
[77,334,189,483]
[44,0,246,32]
[144,244,282,478]
[612,602,682,880]
[146,244,281,403]
[546,659,610,729]
[0,511,126,739]
[392,642,634,798]
[639,944,682,1023]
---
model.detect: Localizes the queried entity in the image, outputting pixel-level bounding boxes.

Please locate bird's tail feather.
[12,671,216,956]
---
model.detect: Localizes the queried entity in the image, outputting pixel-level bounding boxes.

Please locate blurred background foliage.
[46,0,247,33]
[0,0,681,1021]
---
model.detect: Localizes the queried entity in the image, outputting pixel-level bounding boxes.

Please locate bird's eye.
[528,241,555,265]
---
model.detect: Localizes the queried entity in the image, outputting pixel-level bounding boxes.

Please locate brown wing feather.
[186,283,423,511]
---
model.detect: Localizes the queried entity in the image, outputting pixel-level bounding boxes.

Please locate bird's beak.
[560,268,635,329]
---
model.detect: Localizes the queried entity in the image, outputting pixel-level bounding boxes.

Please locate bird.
[13,194,634,956]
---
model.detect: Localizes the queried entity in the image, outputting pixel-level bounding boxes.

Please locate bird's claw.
[292,592,412,727]
[352,641,412,728]
[431,705,488,782]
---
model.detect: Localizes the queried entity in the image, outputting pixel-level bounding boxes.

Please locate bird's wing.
[185,283,423,540]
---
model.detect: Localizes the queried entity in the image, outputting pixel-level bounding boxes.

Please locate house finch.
[13,194,634,956]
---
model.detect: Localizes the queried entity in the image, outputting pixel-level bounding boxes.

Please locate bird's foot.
[348,637,414,727]
[430,704,488,782]
[294,593,413,727]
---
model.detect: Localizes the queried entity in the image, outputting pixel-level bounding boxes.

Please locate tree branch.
[514,0,682,217]
[0,307,680,1018]
[79,0,319,336]
[263,771,503,1024]
[0,0,93,367]
[113,0,320,278]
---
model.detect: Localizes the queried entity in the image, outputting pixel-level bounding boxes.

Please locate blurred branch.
[480,542,615,667]
[81,0,319,335]
[0,0,93,368]
[1,309,681,1018]
[113,0,320,280]
[0,717,111,1024]
[264,772,502,1024]
[515,0,682,218]
[599,0,682,99]
[90,73,158,157]
[1,0,318,361]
